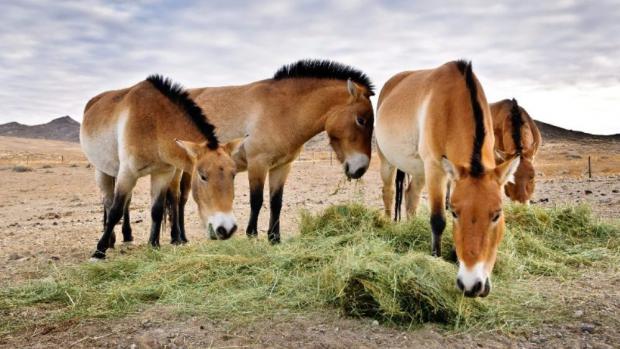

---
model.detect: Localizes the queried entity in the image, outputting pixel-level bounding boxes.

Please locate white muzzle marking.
[457,261,488,292]
[208,212,236,233]
[345,153,369,177]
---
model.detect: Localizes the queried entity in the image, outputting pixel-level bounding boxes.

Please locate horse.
[80,75,240,260]
[121,59,376,244]
[376,61,520,297]
[490,99,541,204]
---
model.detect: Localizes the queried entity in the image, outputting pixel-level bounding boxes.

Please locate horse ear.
[347,79,360,100]
[494,149,507,162]
[441,157,463,181]
[222,137,244,157]
[495,156,520,185]
[175,139,206,159]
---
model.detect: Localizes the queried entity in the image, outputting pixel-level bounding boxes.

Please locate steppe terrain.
[0,133,618,348]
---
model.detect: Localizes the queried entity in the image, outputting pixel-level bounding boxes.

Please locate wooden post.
[588,156,591,179]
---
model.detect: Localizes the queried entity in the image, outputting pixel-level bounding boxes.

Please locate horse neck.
[155,113,208,173]
[275,80,348,145]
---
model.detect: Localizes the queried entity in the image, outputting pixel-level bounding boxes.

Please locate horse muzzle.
[344,153,369,179]
[208,212,237,240]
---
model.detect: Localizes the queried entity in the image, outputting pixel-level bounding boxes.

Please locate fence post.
[588,156,591,179]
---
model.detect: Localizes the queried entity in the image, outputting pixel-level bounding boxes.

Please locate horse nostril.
[230,224,238,235]
[471,280,482,294]
[479,279,491,298]
[456,278,465,292]
[216,226,227,238]
[352,166,366,179]
[344,163,350,174]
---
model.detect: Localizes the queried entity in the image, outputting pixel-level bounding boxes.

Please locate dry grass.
[1,204,617,336]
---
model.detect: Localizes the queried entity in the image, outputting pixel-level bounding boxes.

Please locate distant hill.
[0,116,80,142]
[534,121,620,142]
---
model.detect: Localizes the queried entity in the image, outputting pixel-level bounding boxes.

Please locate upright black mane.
[455,60,485,178]
[509,98,524,155]
[273,59,375,95]
[146,75,219,150]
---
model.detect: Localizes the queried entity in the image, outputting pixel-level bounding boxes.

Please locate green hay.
[1,204,618,335]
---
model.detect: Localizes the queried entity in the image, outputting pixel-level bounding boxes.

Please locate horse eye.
[492,211,502,222]
[200,174,208,182]
[356,116,366,127]
[451,210,458,219]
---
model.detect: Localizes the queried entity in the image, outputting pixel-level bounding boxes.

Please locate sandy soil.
[0,135,618,348]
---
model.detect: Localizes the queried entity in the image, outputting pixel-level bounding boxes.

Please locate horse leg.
[148,169,175,248]
[95,170,116,249]
[378,149,396,219]
[425,161,448,257]
[92,169,136,260]
[121,192,133,243]
[178,171,191,243]
[267,162,292,244]
[166,169,183,245]
[405,160,425,218]
[246,163,267,238]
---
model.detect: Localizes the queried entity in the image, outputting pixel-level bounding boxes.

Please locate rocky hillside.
[0,116,80,142]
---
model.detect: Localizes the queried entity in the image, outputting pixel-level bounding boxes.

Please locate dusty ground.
[0,135,618,348]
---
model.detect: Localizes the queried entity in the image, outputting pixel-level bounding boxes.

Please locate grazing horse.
[80,75,239,260]
[376,61,520,297]
[122,59,375,244]
[490,99,541,204]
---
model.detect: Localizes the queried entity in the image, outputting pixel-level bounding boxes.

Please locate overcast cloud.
[1,0,618,134]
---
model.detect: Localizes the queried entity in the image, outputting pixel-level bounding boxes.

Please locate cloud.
[0,0,618,134]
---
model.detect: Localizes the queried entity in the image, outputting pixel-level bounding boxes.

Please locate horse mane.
[455,60,485,178]
[509,98,524,155]
[146,75,219,150]
[273,59,375,96]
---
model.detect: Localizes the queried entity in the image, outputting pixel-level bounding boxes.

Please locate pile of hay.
[1,204,618,334]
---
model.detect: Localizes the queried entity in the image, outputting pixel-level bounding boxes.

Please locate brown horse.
[376,61,520,297]
[123,59,375,244]
[490,99,541,204]
[81,75,239,260]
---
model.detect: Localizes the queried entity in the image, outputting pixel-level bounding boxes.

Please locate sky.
[1,0,619,134]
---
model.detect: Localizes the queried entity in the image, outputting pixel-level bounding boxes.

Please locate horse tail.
[509,98,524,155]
[394,169,406,221]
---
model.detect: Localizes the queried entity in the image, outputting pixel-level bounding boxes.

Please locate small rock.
[371,320,379,326]
[50,256,60,261]
[584,190,593,195]
[200,325,205,330]
[580,323,595,333]
[8,253,20,261]
[573,310,584,318]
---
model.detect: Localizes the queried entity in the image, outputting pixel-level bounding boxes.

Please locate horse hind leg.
[378,149,396,219]
[92,169,137,260]
[405,160,425,218]
[166,169,184,245]
[95,170,116,249]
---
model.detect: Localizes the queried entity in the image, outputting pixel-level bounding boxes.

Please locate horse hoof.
[171,239,183,245]
[89,257,104,263]
[122,240,134,245]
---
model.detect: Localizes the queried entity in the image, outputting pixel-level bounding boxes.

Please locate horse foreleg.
[166,169,183,245]
[148,170,175,248]
[246,164,267,238]
[267,162,292,244]
[178,171,191,243]
[425,162,447,257]
[121,192,133,242]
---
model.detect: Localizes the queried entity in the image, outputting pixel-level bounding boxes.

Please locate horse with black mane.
[376,61,520,297]
[122,59,376,244]
[490,99,541,204]
[80,75,240,260]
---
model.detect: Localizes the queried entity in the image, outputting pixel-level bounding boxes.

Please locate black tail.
[394,169,406,221]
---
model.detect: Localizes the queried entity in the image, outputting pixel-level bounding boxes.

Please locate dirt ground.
[0,135,618,348]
